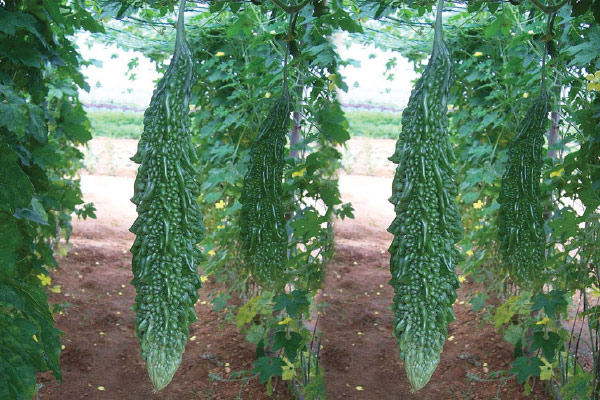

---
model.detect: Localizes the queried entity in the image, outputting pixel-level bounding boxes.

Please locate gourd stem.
[432,0,444,52]
[175,0,187,51]
[541,12,556,93]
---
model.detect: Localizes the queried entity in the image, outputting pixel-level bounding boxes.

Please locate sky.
[77,32,416,110]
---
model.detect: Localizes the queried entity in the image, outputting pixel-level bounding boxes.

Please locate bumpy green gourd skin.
[498,90,549,288]
[129,7,204,391]
[387,26,462,391]
[239,94,291,289]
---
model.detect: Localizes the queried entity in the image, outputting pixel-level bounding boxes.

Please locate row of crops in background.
[84,109,403,139]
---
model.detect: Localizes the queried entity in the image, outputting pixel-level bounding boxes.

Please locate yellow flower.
[356,386,364,391]
[37,273,51,286]
[466,250,474,256]
[200,275,209,283]
[536,317,551,325]
[207,249,216,256]
[265,92,271,98]
[291,168,306,178]
[215,51,225,57]
[549,168,564,178]
[278,317,292,325]
[216,225,225,230]
[215,200,226,209]
[473,200,484,209]
[473,51,483,57]
[523,92,529,98]
[474,225,483,230]
[97,386,106,391]
[458,275,467,283]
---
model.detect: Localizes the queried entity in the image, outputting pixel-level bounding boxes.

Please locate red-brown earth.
[35,137,547,399]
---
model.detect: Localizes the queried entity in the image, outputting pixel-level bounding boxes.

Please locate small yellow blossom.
[536,317,551,325]
[207,249,216,256]
[356,386,364,391]
[466,249,474,256]
[216,225,225,230]
[37,273,51,286]
[523,92,529,98]
[215,200,226,209]
[215,51,225,57]
[473,51,483,57]
[200,275,209,283]
[61,344,66,350]
[473,200,484,209]
[291,168,306,178]
[448,335,455,341]
[474,225,483,230]
[458,275,467,283]
[549,168,564,178]
[97,386,106,391]
[190,335,197,341]
[278,317,293,325]
[265,92,271,98]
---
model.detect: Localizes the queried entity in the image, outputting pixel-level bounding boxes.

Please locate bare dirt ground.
[36,137,547,399]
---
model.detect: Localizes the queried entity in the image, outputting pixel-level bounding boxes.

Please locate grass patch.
[344,110,401,139]
[87,110,144,139]
[87,109,401,140]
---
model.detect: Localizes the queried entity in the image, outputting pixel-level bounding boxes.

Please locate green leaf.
[273,331,303,362]
[252,356,286,384]
[531,290,568,319]
[0,214,21,278]
[510,356,543,384]
[0,281,62,380]
[0,313,43,400]
[0,85,27,136]
[531,331,562,362]
[0,143,34,214]
[14,198,49,226]
[273,290,309,319]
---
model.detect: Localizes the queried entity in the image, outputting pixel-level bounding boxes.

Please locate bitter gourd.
[387,0,462,391]
[129,0,204,391]
[239,92,291,290]
[497,89,549,288]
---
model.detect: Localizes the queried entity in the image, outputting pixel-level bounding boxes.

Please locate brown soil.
[36,138,548,399]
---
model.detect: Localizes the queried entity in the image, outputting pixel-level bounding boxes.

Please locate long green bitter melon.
[129,0,204,391]
[497,89,549,289]
[387,0,462,391]
[239,92,291,290]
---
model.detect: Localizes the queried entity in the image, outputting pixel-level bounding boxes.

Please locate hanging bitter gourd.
[387,0,462,391]
[129,0,204,391]
[239,92,291,290]
[497,89,549,288]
